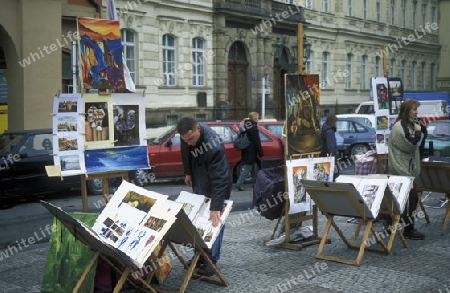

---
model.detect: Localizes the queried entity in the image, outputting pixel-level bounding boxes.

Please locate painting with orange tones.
[77,17,125,89]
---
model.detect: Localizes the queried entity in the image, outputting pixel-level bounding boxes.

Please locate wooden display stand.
[415,160,450,235]
[302,180,407,266]
[80,170,130,212]
[265,152,328,250]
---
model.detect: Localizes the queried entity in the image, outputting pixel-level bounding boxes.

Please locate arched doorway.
[273,48,290,121]
[228,42,248,120]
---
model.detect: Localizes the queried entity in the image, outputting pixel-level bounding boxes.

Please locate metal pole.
[72,41,78,93]
[261,74,265,121]
[298,23,304,74]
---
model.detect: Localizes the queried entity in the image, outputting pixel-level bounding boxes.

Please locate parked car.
[259,121,285,138]
[321,117,376,157]
[424,119,450,157]
[0,129,139,204]
[146,121,284,182]
[336,114,376,129]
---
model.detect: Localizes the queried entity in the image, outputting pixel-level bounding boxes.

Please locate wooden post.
[298,23,305,75]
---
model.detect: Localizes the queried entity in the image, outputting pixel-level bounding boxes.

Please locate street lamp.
[272,37,284,60]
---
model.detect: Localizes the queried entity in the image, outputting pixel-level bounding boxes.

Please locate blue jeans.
[235,164,253,188]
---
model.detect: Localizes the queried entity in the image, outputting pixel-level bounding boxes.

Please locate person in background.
[320,114,339,181]
[388,99,425,240]
[177,117,232,276]
[234,112,264,191]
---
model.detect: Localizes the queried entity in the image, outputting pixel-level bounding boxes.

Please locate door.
[228,42,248,120]
[273,66,287,120]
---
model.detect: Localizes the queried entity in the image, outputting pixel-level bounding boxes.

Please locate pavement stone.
[0,187,449,292]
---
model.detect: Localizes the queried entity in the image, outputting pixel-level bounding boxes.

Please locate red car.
[146,121,283,182]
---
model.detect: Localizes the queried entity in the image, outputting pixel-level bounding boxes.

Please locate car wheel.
[133,169,154,186]
[87,179,103,195]
[351,144,369,156]
[236,162,256,183]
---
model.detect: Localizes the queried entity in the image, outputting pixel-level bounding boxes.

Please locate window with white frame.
[322,52,329,89]
[376,0,381,22]
[361,55,367,89]
[375,56,381,77]
[121,29,136,83]
[305,51,312,74]
[363,0,368,19]
[412,2,417,30]
[411,61,416,90]
[401,60,406,83]
[348,0,353,16]
[422,4,427,27]
[390,59,395,77]
[390,0,396,26]
[431,63,436,90]
[305,0,313,9]
[192,37,205,87]
[322,0,328,13]
[421,62,426,90]
[431,6,436,30]
[346,54,352,89]
[162,34,176,86]
[401,0,406,28]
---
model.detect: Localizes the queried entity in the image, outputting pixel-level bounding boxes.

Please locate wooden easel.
[302,180,406,266]
[265,152,329,250]
[80,170,130,212]
[415,161,450,235]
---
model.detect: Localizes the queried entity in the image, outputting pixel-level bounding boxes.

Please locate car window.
[265,125,283,138]
[337,120,351,133]
[354,122,367,132]
[259,131,272,142]
[427,123,450,136]
[0,133,24,156]
[18,134,53,156]
[210,126,237,143]
[170,133,181,147]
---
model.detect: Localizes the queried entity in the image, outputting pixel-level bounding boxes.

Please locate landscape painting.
[77,17,125,90]
[84,146,149,173]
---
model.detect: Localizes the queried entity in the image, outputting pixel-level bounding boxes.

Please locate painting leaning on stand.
[387,99,426,240]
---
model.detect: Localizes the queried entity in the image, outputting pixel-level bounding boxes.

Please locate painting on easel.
[77,17,125,90]
[285,74,321,155]
[83,93,114,149]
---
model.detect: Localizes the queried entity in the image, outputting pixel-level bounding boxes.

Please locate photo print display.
[285,74,321,155]
[77,17,125,90]
[83,93,114,149]
[84,145,149,173]
[112,93,147,147]
[388,78,403,116]
[286,157,335,214]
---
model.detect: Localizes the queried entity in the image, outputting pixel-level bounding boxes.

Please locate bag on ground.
[233,129,250,150]
[253,165,286,220]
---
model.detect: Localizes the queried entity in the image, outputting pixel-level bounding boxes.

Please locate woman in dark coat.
[234,112,264,191]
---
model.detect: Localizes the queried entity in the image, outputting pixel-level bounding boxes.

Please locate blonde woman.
[234,112,264,191]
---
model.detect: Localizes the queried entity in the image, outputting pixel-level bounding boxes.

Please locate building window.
[401,60,406,83]
[121,29,136,83]
[305,0,313,9]
[390,59,395,77]
[363,0,368,19]
[401,0,406,28]
[412,2,417,30]
[375,56,381,77]
[305,50,312,74]
[431,63,436,90]
[376,0,381,22]
[322,52,329,89]
[167,115,178,126]
[431,6,436,29]
[348,0,353,16]
[421,62,426,90]
[411,61,416,90]
[196,113,206,121]
[390,0,396,26]
[361,55,367,89]
[322,0,328,13]
[346,54,352,89]
[162,34,176,86]
[422,4,427,27]
[192,38,205,87]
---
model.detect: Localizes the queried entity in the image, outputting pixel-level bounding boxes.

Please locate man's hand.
[209,210,221,227]
[184,175,192,187]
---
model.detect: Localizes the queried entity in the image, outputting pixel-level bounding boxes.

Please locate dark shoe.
[196,265,215,277]
[186,258,205,269]
[403,228,425,240]
[233,184,244,191]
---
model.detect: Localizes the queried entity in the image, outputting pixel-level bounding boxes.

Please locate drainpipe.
[88,0,101,18]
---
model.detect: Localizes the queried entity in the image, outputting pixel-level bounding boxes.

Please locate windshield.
[0,133,24,157]
[427,122,450,137]
[147,126,176,145]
